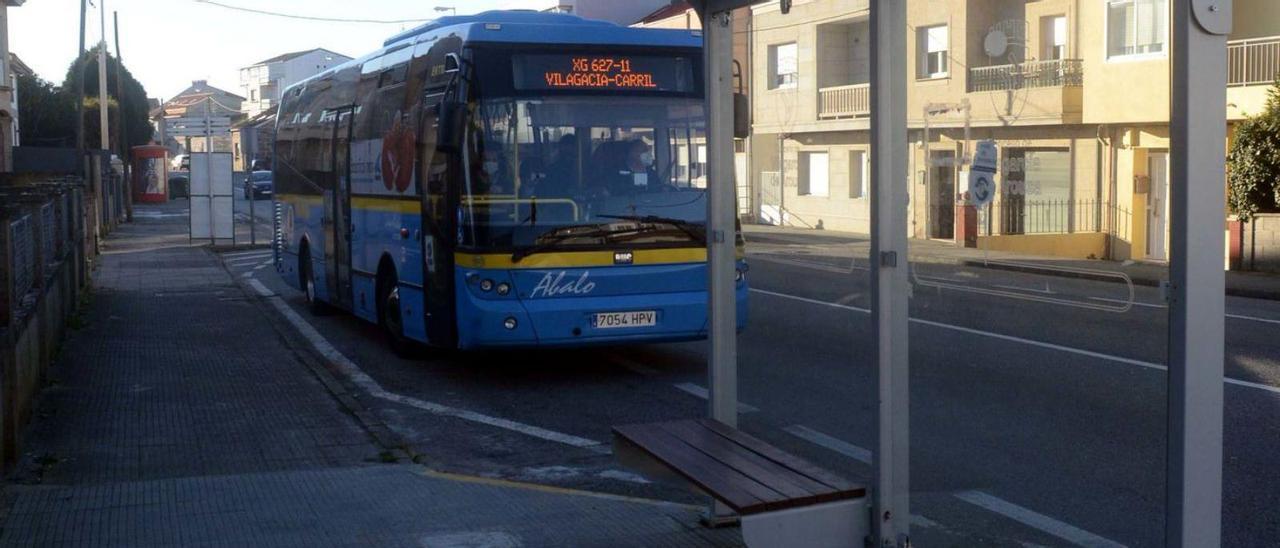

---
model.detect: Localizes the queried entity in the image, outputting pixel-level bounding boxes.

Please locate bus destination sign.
[513,54,694,93]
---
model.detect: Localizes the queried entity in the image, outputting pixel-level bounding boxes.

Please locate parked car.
[171,154,190,172]
[243,170,273,200]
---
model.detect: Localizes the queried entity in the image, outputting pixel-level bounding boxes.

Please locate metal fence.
[968,59,1084,93]
[976,199,1131,237]
[1227,35,1280,87]
[0,178,86,329]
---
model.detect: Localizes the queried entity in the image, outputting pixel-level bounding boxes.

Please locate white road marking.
[782,425,871,464]
[253,263,271,271]
[261,294,607,451]
[992,282,1056,295]
[953,490,1127,548]
[597,469,652,484]
[672,383,758,413]
[1091,296,1280,325]
[751,288,1280,395]
[247,278,275,297]
[223,249,272,258]
[240,271,254,279]
[228,259,267,267]
[420,532,522,548]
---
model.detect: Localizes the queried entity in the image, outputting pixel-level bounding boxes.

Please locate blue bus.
[273,10,747,352]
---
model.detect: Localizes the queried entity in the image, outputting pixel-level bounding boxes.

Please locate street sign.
[968,140,998,206]
[165,117,231,138]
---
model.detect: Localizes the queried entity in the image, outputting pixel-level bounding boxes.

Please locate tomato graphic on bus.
[381,117,415,193]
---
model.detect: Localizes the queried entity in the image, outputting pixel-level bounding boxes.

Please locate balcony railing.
[817,83,870,119]
[968,59,1084,93]
[1228,35,1280,87]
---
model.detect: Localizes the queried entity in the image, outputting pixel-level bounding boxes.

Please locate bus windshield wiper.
[510,225,613,263]
[595,215,706,244]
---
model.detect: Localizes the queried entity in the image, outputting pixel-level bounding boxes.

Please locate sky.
[10,0,551,101]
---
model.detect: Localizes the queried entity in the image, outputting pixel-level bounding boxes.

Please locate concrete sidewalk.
[0,202,737,547]
[745,223,1280,301]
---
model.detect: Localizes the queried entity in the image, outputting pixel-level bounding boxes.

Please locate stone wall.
[1242,214,1280,273]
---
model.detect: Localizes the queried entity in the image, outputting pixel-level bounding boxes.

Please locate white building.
[520,0,670,26]
[238,48,351,118]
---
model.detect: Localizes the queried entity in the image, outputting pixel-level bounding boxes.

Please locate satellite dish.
[984,30,1009,58]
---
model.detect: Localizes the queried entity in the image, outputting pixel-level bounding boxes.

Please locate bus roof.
[383,10,703,49]
[284,10,702,99]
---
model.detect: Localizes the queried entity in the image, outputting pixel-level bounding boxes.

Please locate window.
[1043,16,1067,60]
[769,43,798,89]
[798,151,830,197]
[1107,0,1167,58]
[249,89,257,102]
[849,150,868,199]
[1002,148,1072,234]
[917,25,949,79]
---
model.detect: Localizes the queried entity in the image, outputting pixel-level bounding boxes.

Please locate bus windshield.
[459,97,708,254]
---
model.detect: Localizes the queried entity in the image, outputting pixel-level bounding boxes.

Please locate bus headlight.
[479,279,494,292]
[735,269,745,282]
[503,317,518,330]
[496,282,511,296]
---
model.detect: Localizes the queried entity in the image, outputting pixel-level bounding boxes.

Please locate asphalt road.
[221,229,1280,547]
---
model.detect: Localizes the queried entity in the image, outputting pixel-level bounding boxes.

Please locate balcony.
[1228,35,1280,87]
[968,59,1083,93]
[818,84,870,119]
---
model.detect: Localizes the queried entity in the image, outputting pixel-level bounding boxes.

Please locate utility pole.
[97,0,110,152]
[75,0,87,172]
[114,11,132,222]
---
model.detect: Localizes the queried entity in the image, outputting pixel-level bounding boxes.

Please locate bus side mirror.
[437,101,466,153]
[734,93,750,140]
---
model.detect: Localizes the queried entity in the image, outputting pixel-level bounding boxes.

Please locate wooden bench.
[613,418,868,548]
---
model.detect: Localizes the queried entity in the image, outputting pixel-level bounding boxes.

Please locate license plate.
[591,310,656,329]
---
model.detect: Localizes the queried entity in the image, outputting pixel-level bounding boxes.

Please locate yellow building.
[750,0,1280,262]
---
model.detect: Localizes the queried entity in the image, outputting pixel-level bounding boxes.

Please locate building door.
[1146,152,1170,261]
[929,151,956,239]
[329,106,355,309]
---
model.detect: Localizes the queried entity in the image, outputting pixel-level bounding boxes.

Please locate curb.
[216,257,422,466]
[954,258,1280,301]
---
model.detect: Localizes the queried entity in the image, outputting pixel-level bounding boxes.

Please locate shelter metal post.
[870,0,910,546]
[1168,0,1228,545]
[703,7,738,430]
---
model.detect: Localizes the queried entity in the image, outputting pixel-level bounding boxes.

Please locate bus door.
[418,95,458,347]
[330,106,356,309]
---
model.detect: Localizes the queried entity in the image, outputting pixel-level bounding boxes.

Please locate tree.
[1227,77,1280,221]
[15,73,77,147]
[61,45,153,151]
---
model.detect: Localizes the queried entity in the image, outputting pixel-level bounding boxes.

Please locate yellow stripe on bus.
[455,248,708,269]
[351,195,421,214]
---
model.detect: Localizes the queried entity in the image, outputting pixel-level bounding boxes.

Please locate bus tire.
[299,244,329,316]
[378,271,419,359]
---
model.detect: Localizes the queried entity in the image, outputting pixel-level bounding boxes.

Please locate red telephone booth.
[131,145,169,203]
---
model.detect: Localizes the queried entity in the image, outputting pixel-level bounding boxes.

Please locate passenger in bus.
[536,134,580,198]
[473,142,513,195]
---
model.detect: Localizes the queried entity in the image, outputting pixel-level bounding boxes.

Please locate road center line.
[257,291,606,451]
[672,383,759,413]
[223,250,273,258]
[751,288,1280,395]
[953,490,1127,548]
[1092,296,1280,325]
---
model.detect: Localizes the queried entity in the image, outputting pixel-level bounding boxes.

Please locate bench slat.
[614,424,789,513]
[657,420,829,499]
[697,418,862,493]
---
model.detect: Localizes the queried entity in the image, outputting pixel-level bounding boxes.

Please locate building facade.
[0,0,25,173]
[532,0,672,26]
[239,48,351,119]
[749,0,1280,262]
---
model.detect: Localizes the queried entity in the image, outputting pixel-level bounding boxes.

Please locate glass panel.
[899,0,1170,544]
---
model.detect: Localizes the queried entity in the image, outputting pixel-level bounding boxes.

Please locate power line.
[192,0,432,24]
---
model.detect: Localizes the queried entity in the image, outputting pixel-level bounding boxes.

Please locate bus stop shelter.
[690,0,1228,545]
